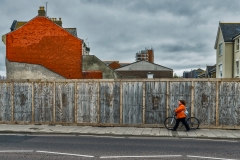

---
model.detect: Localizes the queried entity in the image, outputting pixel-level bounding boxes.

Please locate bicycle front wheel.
[186,117,199,130]
[164,117,176,130]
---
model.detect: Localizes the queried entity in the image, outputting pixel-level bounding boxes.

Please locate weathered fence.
[0,79,240,129]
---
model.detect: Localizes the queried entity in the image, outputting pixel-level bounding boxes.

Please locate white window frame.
[219,63,222,78]
[219,43,223,56]
[236,60,239,76]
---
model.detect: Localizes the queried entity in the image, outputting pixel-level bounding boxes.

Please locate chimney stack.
[55,18,62,27]
[38,6,46,16]
[49,17,62,27]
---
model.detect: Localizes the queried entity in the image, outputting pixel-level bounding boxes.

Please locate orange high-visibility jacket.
[175,104,186,119]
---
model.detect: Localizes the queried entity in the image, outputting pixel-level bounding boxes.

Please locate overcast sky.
[1,0,240,77]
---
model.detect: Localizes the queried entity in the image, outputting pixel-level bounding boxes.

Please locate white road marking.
[0,150,33,153]
[100,155,182,159]
[36,150,94,158]
[0,134,18,136]
[187,155,238,160]
[128,137,177,140]
[91,135,125,139]
[182,138,238,142]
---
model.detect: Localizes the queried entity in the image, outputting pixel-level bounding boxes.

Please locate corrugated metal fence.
[0,79,239,129]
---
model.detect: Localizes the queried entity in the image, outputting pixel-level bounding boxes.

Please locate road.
[0,134,239,159]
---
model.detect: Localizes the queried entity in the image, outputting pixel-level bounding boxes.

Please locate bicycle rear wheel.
[186,117,199,130]
[164,117,176,130]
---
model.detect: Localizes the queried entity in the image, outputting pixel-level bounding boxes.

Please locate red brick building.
[3,7,102,79]
[135,48,154,63]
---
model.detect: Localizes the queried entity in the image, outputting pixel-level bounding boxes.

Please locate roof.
[10,21,28,31]
[197,71,206,78]
[10,20,17,31]
[206,66,215,72]
[119,63,130,67]
[10,20,78,37]
[15,22,27,30]
[103,61,119,65]
[64,28,77,37]
[189,68,204,73]
[103,61,130,67]
[209,66,216,73]
[115,60,172,71]
[220,23,240,42]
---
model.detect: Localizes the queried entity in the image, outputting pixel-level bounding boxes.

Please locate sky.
[1,0,240,77]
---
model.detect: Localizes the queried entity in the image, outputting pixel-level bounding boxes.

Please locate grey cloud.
[160,42,208,53]
[1,0,240,77]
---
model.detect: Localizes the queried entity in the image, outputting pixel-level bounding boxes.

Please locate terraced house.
[215,22,240,78]
[2,7,121,79]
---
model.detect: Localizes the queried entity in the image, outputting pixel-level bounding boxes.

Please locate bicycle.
[164,108,199,130]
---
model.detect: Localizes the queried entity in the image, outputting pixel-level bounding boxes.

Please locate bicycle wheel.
[186,117,199,130]
[164,117,176,130]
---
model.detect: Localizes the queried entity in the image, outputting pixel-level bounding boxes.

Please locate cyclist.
[172,99,190,132]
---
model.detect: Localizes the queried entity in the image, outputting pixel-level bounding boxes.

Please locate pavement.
[0,124,239,139]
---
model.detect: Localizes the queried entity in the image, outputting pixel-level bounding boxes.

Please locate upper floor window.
[219,43,223,56]
[147,73,154,78]
[236,60,239,76]
[237,39,239,51]
[219,64,222,77]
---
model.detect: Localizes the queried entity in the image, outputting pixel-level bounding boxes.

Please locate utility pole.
[45,2,48,16]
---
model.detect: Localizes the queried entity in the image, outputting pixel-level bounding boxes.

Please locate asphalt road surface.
[0,134,239,160]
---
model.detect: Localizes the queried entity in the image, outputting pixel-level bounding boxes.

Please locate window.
[219,43,223,56]
[237,39,240,51]
[147,73,154,78]
[236,61,239,75]
[219,64,222,77]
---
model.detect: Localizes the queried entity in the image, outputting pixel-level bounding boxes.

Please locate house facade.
[214,22,240,78]
[197,65,216,78]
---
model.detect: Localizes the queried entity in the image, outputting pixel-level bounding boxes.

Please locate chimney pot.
[38,6,46,16]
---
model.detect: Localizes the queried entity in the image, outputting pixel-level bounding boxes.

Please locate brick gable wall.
[6,16,83,79]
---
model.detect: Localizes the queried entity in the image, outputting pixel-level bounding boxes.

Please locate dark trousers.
[173,118,190,130]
